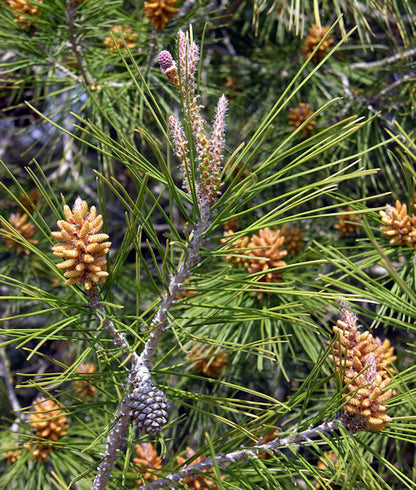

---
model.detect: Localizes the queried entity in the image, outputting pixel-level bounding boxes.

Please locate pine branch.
[91,206,212,489]
[139,420,340,489]
[350,47,416,70]
[0,343,24,435]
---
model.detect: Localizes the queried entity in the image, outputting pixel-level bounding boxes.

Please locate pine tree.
[0,1,415,488]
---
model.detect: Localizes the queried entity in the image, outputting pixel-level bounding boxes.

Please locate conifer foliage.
[0,1,415,489]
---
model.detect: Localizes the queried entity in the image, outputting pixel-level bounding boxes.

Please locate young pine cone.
[2,212,38,254]
[128,383,168,435]
[330,307,396,432]
[51,197,111,291]
[302,24,334,62]
[380,200,416,247]
[144,0,179,30]
[26,396,69,463]
[288,103,316,136]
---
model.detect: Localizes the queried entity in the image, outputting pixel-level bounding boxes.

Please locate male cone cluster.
[302,24,333,62]
[144,0,178,30]
[247,228,288,296]
[51,197,111,291]
[288,103,316,136]
[380,199,416,247]
[2,212,38,254]
[26,396,69,463]
[5,0,42,29]
[330,307,396,432]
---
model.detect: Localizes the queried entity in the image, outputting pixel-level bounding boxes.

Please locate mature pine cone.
[128,383,168,435]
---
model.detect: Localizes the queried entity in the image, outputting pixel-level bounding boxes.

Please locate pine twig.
[91,206,212,490]
[0,346,21,415]
[350,47,416,70]
[66,0,94,87]
[139,420,340,489]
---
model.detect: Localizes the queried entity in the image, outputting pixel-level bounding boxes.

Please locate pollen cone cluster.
[19,189,41,213]
[144,0,178,30]
[26,396,69,463]
[282,224,304,256]
[133,443,162,483]
[74,362,97,398]
[51,197,111,291]
[6,0,42,29]
[335,207,362,236]
[380,200,416,247]
[330,307,396,432]
[177,447,223,489]
[103,25,137,51]
[222,216,239,233]
[316,451,339,488]
[247,228,287,294]
[221,232,251,268]
[188,344,227,378]
[2,212,38,254]
[288,103,316,136]
[2,447,22,463]
[302,24,333,62]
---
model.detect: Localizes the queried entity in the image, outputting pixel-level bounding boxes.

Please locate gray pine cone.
[128,382,168,435]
